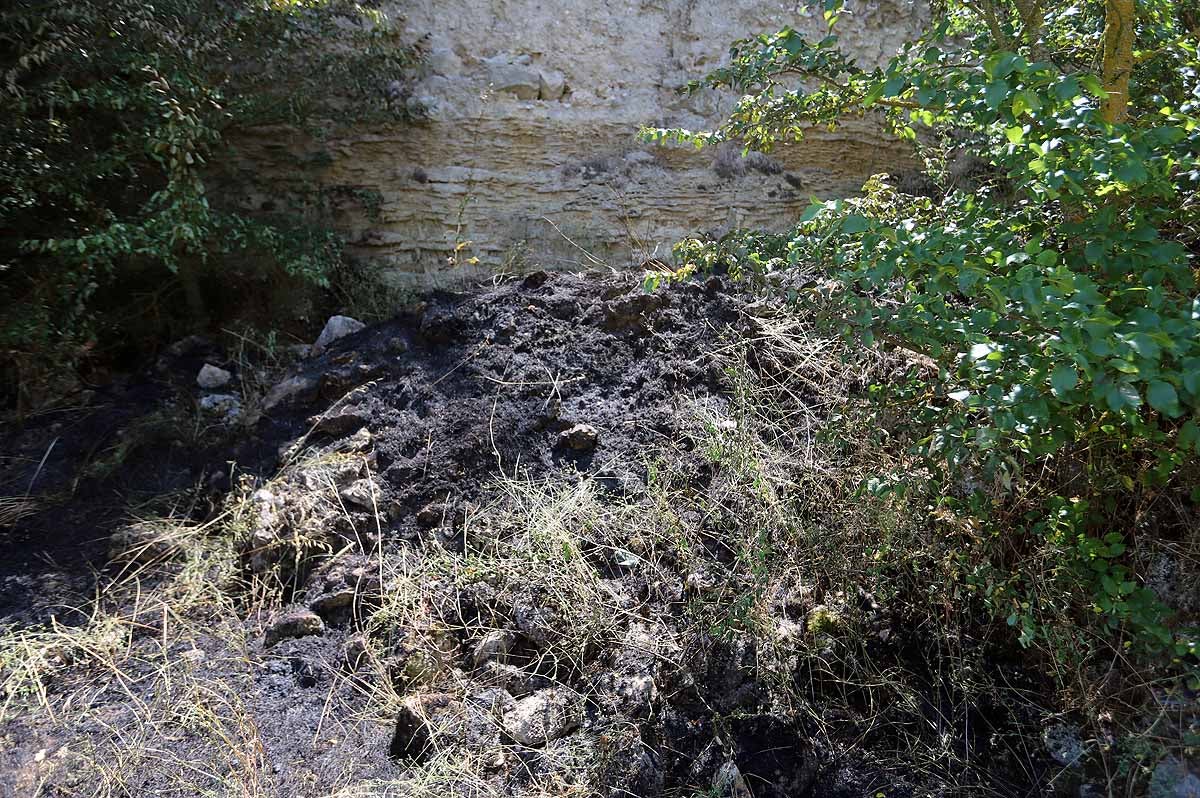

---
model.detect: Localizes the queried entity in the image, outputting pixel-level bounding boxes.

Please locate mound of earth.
[1,271,1047,796]
[255,269,743,543]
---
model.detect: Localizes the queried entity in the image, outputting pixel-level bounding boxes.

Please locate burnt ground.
[0,271,1058,797]
[0,340,257,625]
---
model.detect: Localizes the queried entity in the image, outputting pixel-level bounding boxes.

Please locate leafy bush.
[646,0,1200,680]
[0,0,422,408]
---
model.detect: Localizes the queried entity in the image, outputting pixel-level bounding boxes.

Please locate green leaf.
[1179,420,1200,453]
[1148,380,1183,417]
[1128,334,1161,361]
[1106,382,1142,412]
[1005,126,1024,144]
[1079,74,1106,98]
[1148,125,1187,145]
[841,214,869,234]
[882,75,906,98]
[984,51,1023,80]
[1114,159,1149,184]
[1053,75,1081,101]
[799,201,824,223]
[1050,365,1078,397]
[969,343,995,361]
[984,79,1009,110]
[862,81,886,107]
[1012,89,1040,117]
[1182,359,1200,395]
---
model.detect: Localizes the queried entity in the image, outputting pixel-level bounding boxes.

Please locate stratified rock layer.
[227,0,927,285]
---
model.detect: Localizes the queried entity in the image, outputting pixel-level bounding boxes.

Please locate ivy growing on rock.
[646,0,1200,678]
[0,0,423,408]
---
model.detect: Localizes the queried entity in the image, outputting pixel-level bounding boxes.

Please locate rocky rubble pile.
[218,271,902,795]
[2,270,1101,796]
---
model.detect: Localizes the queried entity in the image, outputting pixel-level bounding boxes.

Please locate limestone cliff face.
[231,0,927,286]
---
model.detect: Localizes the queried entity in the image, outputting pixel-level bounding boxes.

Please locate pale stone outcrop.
[228,0,927,286]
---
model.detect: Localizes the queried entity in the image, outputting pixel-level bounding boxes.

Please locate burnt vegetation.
[2,0,1200,796]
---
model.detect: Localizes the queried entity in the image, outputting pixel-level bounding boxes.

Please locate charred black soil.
[1,272,1056,797]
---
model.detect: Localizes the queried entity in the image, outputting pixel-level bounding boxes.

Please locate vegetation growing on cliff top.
[0,0,422,410]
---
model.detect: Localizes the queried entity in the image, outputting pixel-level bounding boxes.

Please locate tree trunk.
[1101,0,1135,124]
[1014,0,1045,57]
[179,265,208,328]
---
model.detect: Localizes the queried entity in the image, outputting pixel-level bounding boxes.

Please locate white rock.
[251,488,276,504]
[538,69,566,100]
[312,315,366,356]
[483,55,541,100]
[335,427,374,454]
[339,478,379,510]
[472,629,515,667]
[249,529,278,572]
[263,374,319,411]
[196,363,232,390]
[263,607,325,647]
[558,423,599,451]
[252,489,282,531]
[615,673,657,709]
[502,688,578,746]
[713,761,752,798]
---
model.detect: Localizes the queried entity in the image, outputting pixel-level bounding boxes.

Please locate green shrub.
[0,0,422,409]
[645,0,1200,678]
